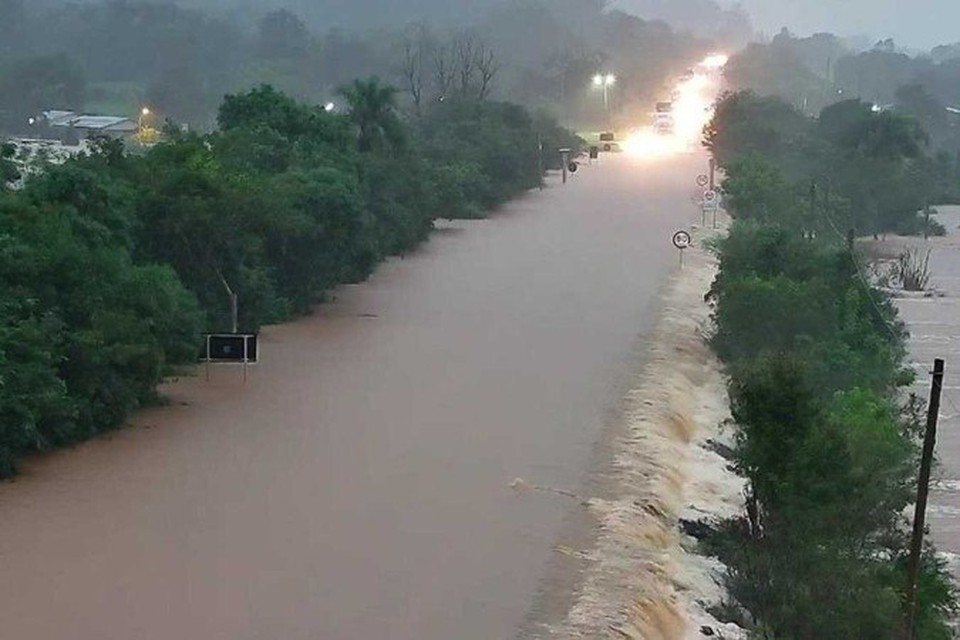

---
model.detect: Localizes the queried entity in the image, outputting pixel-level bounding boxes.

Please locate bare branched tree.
[399,24,428,115]
[432,42,456,100]
[449,31,499,101]
[453,31,478,96]
[476,42,498,100]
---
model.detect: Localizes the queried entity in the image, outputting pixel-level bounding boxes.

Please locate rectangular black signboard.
[203,334,258,363]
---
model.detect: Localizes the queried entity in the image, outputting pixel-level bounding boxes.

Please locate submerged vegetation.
[0,81,577,477]
[705,92,958,637]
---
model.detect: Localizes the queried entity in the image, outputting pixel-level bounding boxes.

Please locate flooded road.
[0,153,705,640]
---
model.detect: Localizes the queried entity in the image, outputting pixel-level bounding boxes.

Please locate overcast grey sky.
[733,0,957,49]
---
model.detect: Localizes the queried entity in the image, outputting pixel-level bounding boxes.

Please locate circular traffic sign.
[672,230,692,250]
[568,161,579,173]
[696,174,709,187]
[703,189,718,202]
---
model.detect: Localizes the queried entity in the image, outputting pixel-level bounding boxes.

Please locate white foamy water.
[530,217,746,640]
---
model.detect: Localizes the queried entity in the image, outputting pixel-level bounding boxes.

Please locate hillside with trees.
[707,90,959,236]
[722,31,960,155]
[1,0,711,132]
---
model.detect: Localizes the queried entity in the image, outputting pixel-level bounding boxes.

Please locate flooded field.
[889,208,960,573]
[0,153,707,640]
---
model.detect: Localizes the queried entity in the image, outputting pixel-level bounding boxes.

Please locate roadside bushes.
[706,220,956,638]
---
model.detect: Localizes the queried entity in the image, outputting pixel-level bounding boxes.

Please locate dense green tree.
[705,91,813,168]
[0,142,19,189]
[710,91,941,235]
[339,77,406,154]
[0,172,203,474]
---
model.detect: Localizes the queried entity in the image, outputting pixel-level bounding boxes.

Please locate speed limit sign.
[672,230,692,249]
[703,189,718,203]
[696,174,709,188]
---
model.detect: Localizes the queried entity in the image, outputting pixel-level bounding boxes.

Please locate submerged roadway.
[0,148,709,639]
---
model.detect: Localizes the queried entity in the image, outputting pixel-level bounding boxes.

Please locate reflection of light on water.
[623,53,727,159]
[621,129,687,158]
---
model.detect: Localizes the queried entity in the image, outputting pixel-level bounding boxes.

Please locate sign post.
[202,334,259,384]
[702,189,720,229]
[672,230,692,268]
[560,148,571,184]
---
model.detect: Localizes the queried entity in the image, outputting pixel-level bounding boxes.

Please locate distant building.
[46,111,138,138]
[34,110,138,143]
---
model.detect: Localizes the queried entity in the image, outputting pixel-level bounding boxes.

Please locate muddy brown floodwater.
[0,153,705,640]
[876,208,960,579]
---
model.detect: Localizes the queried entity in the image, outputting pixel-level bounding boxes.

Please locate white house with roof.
[39,110,138,140]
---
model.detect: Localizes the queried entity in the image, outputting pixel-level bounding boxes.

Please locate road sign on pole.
[202,333,259,383]
[696,174,709,188]
[560,148,571,184]
[672,230,692,268]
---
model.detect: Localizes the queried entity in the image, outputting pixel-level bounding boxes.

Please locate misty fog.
[738,0,957,49]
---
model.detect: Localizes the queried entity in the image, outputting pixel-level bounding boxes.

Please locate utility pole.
[709,157,716,192]
[537,134,544,191]
[904,358,946,639]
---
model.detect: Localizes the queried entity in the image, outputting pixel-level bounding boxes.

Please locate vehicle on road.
[599,131,619,152]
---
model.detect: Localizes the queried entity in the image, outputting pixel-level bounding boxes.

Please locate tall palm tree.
[338,77,406,153]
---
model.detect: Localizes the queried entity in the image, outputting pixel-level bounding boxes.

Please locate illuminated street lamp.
[592,73,616,112]
[137,107,159,146]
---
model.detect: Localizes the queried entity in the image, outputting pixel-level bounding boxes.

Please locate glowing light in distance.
[702,54,729,69]
[593,74,616,87]
[622,52,726,159]
[622,129,685,159]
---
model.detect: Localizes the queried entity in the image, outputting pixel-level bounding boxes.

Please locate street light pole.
[593,73,616,123]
